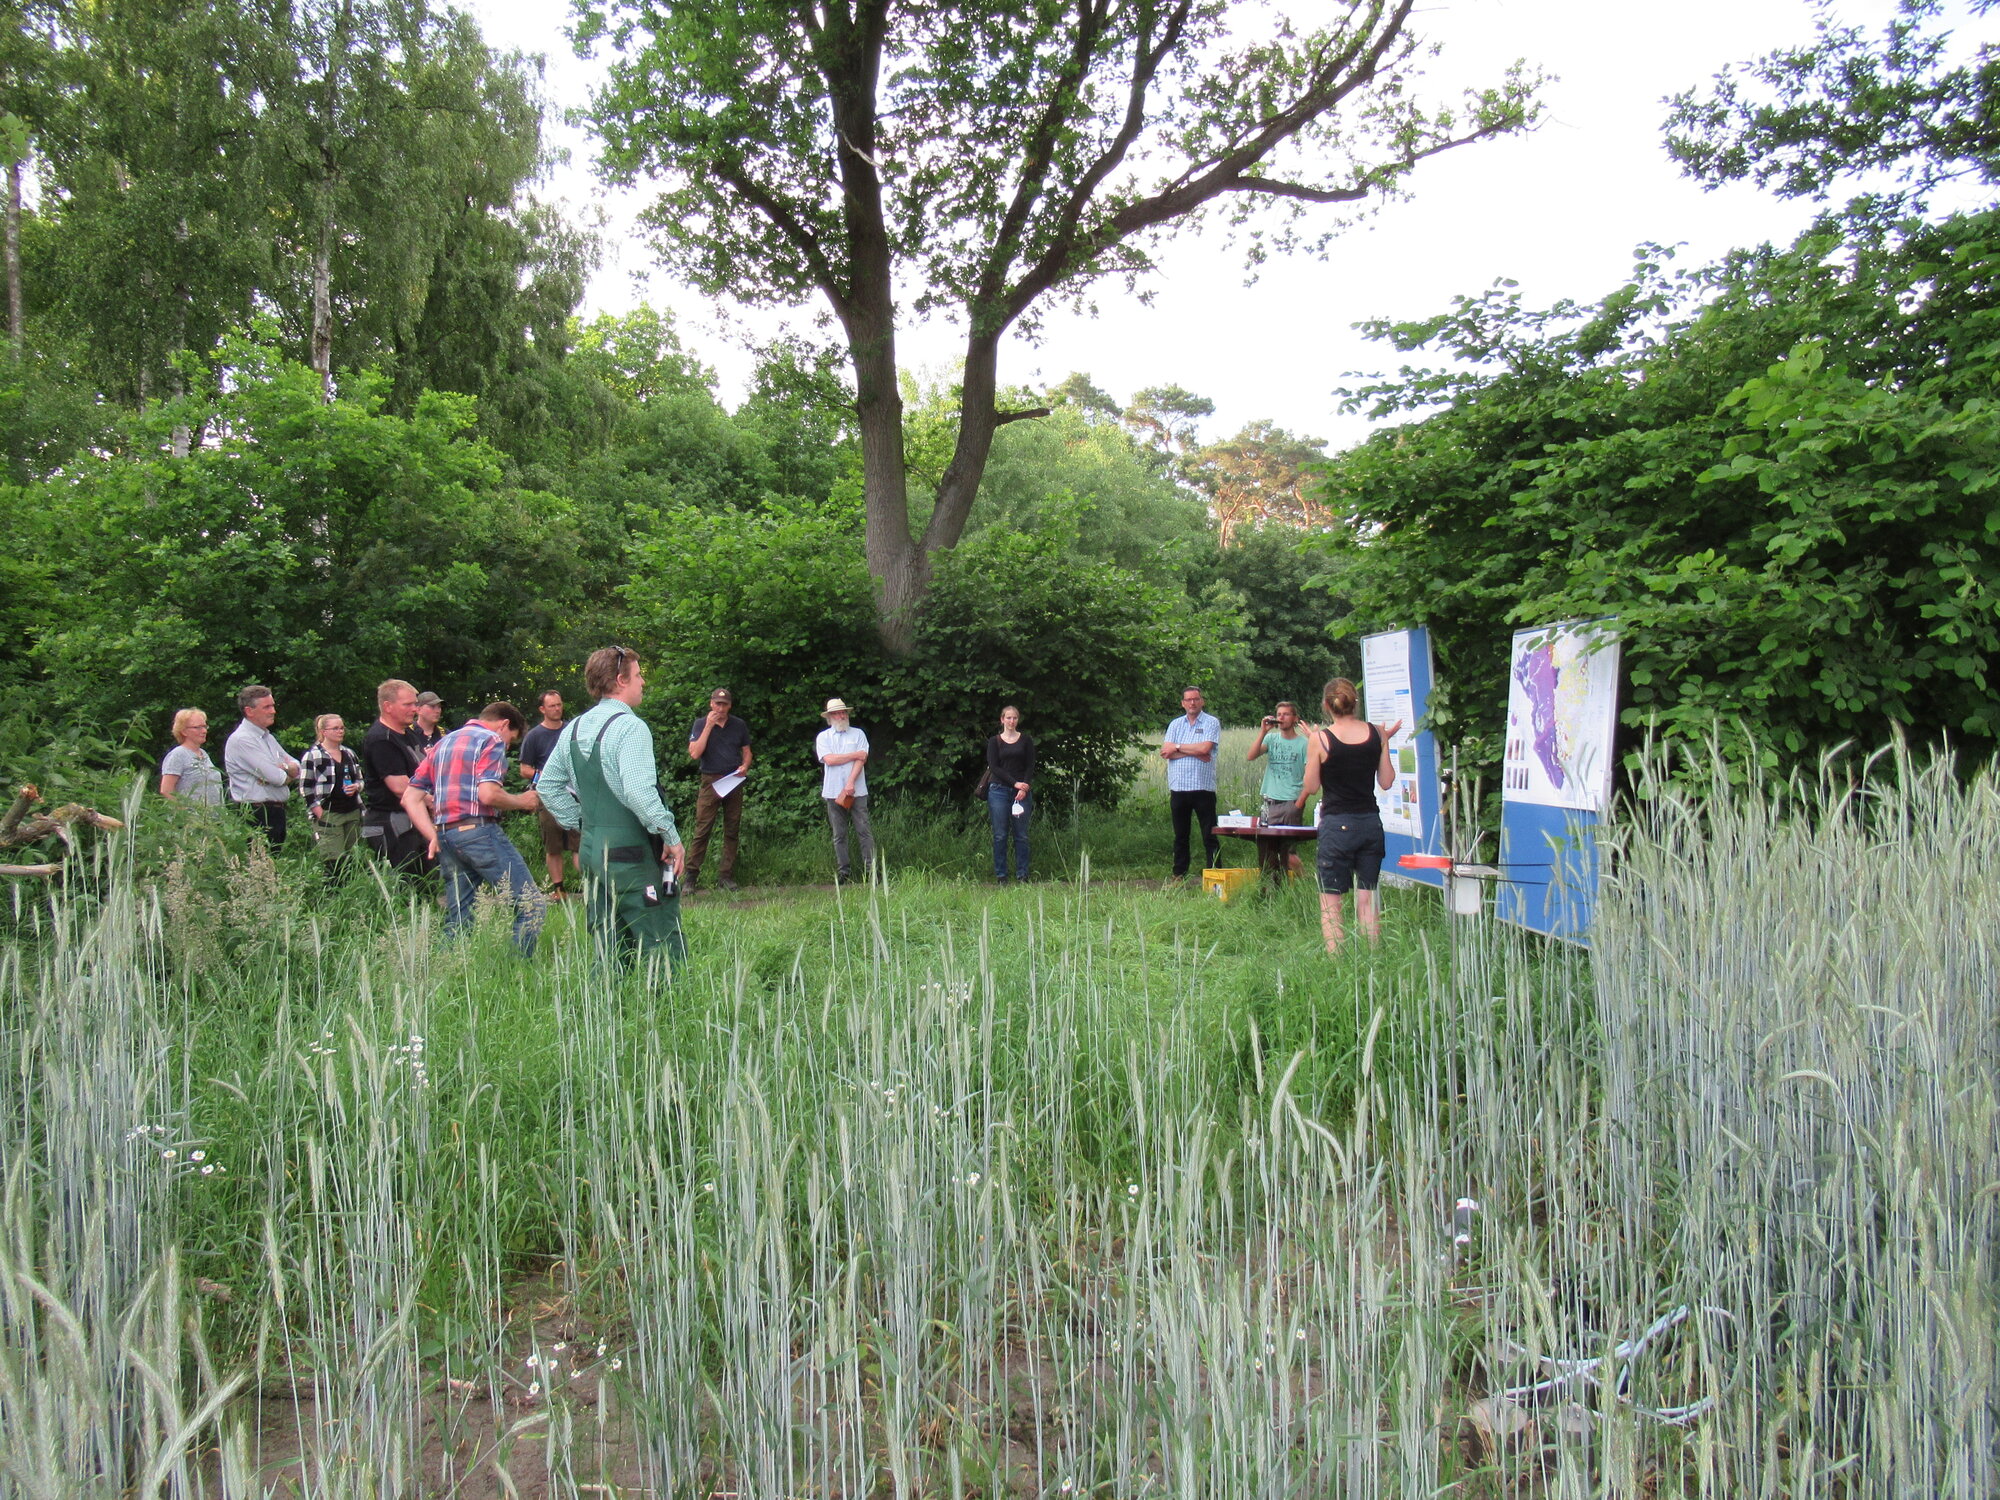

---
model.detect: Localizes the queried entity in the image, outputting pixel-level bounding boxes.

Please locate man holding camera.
[1248,700,1311,873]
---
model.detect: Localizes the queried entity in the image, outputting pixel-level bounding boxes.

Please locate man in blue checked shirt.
[1160,686,1222,881]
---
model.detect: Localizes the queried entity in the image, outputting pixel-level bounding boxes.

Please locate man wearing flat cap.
[814,697,875,884]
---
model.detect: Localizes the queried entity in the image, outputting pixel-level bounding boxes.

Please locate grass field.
[1,747,1994,1497]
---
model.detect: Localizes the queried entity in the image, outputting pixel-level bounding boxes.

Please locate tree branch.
[973,0,1114,312]
[710,159,847,316]
[994,405,1052,426]
[1002,0,1429,322]
[1000,0,1196,325]
[1221,176,1370,204]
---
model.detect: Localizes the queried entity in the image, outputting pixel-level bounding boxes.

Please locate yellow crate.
[1202,867,1258,902]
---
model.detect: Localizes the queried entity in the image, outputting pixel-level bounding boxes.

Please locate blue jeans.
[987,783,1030,880]
[438,821,545,955]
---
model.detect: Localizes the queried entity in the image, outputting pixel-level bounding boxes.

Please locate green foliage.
[1666,0,1998,209]
[22,0,577,416]
[1314,210,2000,770]
[964,399,1212,583]
[579,0,1540,316]
[579,0,1541,639]
[620,494,881,824]
[1184,419,1330,543]
[733,335,858,505]
[539,314,852,539]
[569,306,717,404]
[27,332,592,738]
[1191,525,1354,726]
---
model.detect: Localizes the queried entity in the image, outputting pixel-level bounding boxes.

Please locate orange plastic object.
[1398,854,1452,870]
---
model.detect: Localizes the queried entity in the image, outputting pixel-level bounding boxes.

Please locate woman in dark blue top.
[984,706,1034,882]
[1301,677,1401,952]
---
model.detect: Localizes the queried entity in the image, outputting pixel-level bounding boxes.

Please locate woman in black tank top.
[1301,676,1402,953]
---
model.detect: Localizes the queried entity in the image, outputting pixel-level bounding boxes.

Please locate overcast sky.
[466,0,1916,448]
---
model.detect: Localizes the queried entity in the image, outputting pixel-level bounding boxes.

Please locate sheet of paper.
[709,770,747,799]
[1362,630,1421,837]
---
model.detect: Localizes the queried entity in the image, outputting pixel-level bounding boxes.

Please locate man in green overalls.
[534,646,687,970]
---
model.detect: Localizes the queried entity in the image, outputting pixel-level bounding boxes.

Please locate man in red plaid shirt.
[402,702,545,954]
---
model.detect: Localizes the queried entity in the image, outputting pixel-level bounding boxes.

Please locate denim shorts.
[1316,812,1385,895]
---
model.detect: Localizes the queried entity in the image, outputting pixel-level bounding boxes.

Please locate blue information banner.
[1494,620,1621,942]
[1496,807,1600,941]
[1360,628,1445,891]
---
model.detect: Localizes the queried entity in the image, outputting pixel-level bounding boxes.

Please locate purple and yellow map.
[1502,622,1619,811]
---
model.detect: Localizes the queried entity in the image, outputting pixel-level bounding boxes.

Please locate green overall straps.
[573,712,686,972]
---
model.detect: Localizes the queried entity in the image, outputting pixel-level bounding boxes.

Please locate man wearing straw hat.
[815,697,875,884]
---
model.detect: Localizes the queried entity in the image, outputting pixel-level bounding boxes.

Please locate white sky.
[466,0,1920,448]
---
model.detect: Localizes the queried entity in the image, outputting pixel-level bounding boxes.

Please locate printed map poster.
[1361,630,1422,838]
[1502,620,1621,813]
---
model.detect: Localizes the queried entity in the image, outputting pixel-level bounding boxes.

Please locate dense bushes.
[17,335,593,740]
[1314,209,2000,771]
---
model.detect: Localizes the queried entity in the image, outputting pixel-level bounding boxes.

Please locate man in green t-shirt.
[1249,701,1312,871]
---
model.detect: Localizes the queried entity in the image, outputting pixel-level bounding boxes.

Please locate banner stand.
[1494,620,1621,944]
[1360,628,1445,894]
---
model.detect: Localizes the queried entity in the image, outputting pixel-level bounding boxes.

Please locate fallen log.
[1,784,123,876]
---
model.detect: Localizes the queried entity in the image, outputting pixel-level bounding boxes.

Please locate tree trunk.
[4,156,20,358]
[170,239,190,458]
[311,0,351,403]
[923,327,1007,558]
[826,0,929,653]
[852,300,921,653]
[311,206,333,400]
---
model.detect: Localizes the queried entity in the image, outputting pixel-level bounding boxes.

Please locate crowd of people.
[156,651,1403,965]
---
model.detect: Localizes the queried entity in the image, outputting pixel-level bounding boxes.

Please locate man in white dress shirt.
[225,684,300,850]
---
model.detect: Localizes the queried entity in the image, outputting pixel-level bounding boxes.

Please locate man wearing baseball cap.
[814,697,875,884]
[408,691,446,756]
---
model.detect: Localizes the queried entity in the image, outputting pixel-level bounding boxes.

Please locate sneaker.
[717,876,739,892]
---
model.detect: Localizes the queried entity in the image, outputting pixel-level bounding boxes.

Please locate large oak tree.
[579,0,1541,650]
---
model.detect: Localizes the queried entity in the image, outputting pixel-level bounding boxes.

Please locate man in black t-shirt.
[361,678,429,873]
[684,687,753,891]
[519,688,579,894]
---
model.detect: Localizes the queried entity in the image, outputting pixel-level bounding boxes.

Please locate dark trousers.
[362,815,430,876]
[1169,789,1219,877]
[686,774,744,881]
[245,800,287,851]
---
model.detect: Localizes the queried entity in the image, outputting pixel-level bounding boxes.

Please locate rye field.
[0,750,1994,1498]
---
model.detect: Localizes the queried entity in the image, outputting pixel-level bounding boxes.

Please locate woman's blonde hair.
[315,713,345,738]
[1322,678,1359,718]
[171,708,207,742]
